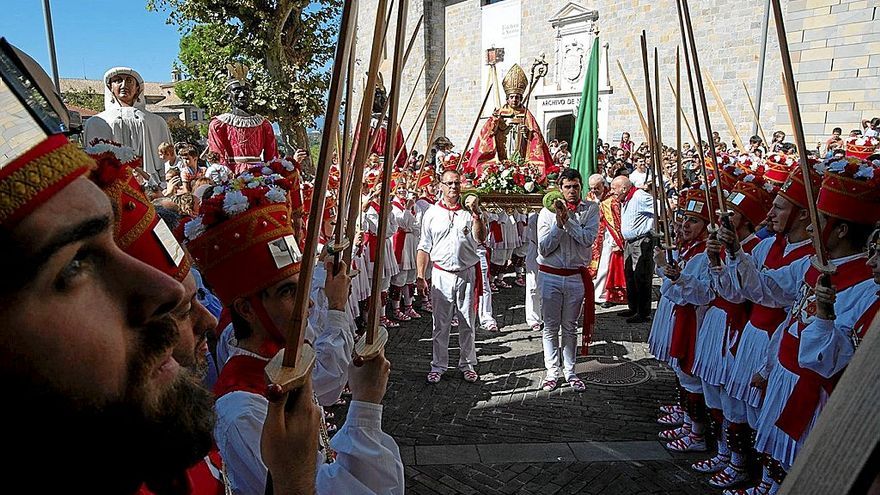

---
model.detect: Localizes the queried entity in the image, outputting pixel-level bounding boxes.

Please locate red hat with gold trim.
[705,153,745,192]
[725,173,777,227]
[816,157,880,225]
[764,152,795,185]
[778,158,822,209]
[416,168,435,190]
[251,157,303,216]
[390,170,408,191]
[679,183,714,223]
[85,140,191,281]
[183,171,300,305]
[844,136,878,160]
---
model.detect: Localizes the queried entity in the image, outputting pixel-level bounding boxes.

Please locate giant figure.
[207,63,278,174]
[82,67,172,186]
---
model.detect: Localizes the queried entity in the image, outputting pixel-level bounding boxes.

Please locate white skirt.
[648,296,675,363]
[400,234,418,271]
[382,238,401,280]
[351,251,371,303]
[754,363,819,466]
[691,306,727,386]
[723,322,770,407]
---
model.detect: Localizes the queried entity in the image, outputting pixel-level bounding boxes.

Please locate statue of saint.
[83,67,172,186]
[466,64,555,176]
[207,63,278,174]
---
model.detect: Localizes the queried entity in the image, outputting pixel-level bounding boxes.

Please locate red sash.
[392,226,406,264]
[363,231,379,262]
[775,257,873,440]
[716,240,758,355]
[538,264,596,356]
[490,220,503,243]
[669,241,706,374]
[749,236,815,336]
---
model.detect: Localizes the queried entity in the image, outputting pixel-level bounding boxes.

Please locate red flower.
[513,172,526,187]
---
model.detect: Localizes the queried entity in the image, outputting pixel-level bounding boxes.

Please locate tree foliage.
[146,0,342,153]
[62,88,103,112]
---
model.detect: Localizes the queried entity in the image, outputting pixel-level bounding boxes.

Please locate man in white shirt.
[612,176,655,323]
[629,154,651,189]
[537,168,599,392]
[417,169,487,384]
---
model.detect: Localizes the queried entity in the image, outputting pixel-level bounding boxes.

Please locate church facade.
[353,0,879,154]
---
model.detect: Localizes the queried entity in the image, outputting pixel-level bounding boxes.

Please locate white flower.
[239,172,254,182]
[524,181,536,193]
[280,159,295,172]
[854,165,874,179]
[212,185,225,197]
[266,185,288,203]
[184,217,205,240]
[262,166,273,175]
[501,168,513,178]
[223,190,250,216]
[247,179,262,189]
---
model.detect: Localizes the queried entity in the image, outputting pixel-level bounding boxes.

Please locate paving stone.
[568,441,672,462]
[477,442,577,463]
[416,444,481,465]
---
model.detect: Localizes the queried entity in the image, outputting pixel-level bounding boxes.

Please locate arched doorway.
[547,114,575,145]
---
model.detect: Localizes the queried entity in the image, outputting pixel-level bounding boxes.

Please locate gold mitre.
[226,62,250,89]
[502,64,528,96]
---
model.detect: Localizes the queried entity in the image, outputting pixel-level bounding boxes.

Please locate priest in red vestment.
[207,63,278,175]
[587,175,627,306]
[466,64,555,176]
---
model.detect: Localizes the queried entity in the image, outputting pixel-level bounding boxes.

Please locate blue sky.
[1,1,181,82]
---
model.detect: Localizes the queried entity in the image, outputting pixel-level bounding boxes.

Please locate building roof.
[59,77,194,110]
[65,104,97,117]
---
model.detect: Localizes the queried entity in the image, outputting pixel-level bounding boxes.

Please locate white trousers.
[539,271,584,380]
[476,248,496,328]
[525,269,542,327]
[430,265,479,373]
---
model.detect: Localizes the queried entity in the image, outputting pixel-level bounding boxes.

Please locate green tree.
[147,0,341,166]
[62,87,103,112]
[168,119,202,145]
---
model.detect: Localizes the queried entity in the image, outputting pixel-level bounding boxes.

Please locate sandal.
[486,323,499,333]
[691,453,729,473]
[393,309,411,322]
[722,480,773,495]
[421,300,433,313]
[666,433,707,452]
[568,377,586,392]
[659,404,683,414]
[463,370,479,383]
[531,324,542,332]
[426,371,443,384]
[658,411,684,426]
[709,465,749,489]
[404,306,421,319]
[541,378,557,391]
[451,316,459,327]
[658,425,690,441]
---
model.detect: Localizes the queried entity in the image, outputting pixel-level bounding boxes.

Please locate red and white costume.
[536,199,599,379]
[207,113,278,174]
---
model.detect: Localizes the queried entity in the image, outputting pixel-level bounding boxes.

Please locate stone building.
[352,0,879,156]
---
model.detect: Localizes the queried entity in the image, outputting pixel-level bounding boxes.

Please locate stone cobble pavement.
[329,282,713,494]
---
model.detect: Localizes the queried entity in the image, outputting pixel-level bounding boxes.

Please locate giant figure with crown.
[207,63,279,175]
[466,64,555,176]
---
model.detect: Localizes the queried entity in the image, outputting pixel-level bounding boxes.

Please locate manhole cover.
[580,361,650,387]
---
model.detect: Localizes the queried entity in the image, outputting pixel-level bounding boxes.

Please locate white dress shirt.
[536,200,599,270]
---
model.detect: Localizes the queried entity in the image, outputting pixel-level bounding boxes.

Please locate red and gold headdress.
[184,171,300,305]
[86,139,190,281]
[816,157,880,225]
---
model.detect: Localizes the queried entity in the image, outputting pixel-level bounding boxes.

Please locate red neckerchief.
[213,354,269,398]
[565,200,580,212]
[368,201,380,212]
[438,199,461,211]
[392,199,406,210]
[622,186,639,204]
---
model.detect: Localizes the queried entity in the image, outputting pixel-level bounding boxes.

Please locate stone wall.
[352,0,879,155]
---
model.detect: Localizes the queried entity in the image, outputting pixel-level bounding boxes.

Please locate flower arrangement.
[473,160,549,195]
[184,171,293,241]
[818,156,880,185]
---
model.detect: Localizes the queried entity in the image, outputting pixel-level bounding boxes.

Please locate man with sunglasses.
[417,169,487,384]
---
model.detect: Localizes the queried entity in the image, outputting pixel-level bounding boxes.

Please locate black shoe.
[626,315,650,324]
[601,301,615,309]
[618,309,637,317]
